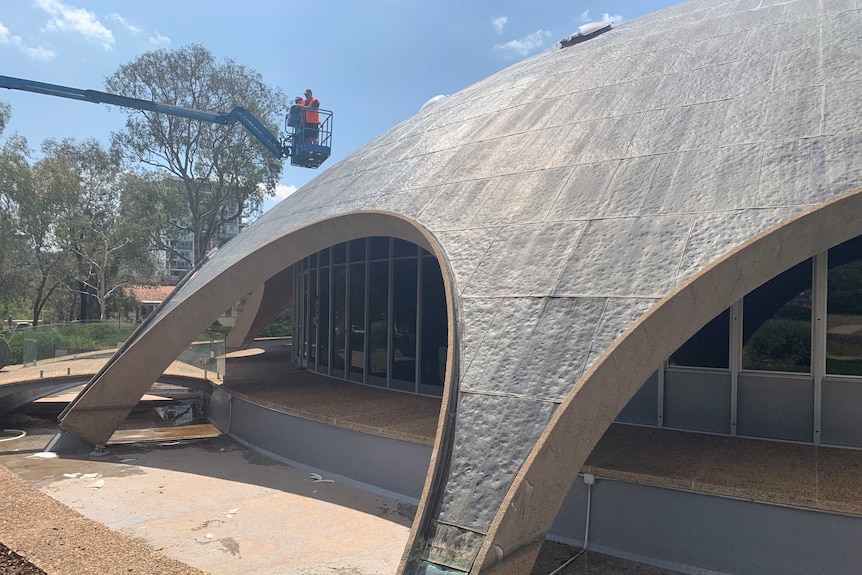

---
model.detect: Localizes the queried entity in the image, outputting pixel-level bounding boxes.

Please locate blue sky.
[1,0,677,212]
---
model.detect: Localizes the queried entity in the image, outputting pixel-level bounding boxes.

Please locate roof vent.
[560,22,612,48]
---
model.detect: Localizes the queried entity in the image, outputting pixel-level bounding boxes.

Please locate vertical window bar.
[344,249,351,382]
[387,238,394,390]
[415,244,423,394]
[314,264,319,372]
[293,266,299,364]
[656,366,665,428]
[327,251,333,376]
[812,252,827,445]
[304,271,310,365]
[730,300,743,436]
[363,237,370,385]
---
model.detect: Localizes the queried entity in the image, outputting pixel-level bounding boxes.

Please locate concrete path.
[1,420,414,575]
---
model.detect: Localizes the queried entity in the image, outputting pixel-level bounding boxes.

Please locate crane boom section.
[0,74,311,162]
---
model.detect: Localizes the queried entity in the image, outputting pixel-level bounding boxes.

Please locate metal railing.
[3,320,225,378]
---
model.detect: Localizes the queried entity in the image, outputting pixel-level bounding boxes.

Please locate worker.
[287,96,303,131]
[302,89,320,145]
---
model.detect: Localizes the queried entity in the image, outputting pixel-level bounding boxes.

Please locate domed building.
[54,0,862,573]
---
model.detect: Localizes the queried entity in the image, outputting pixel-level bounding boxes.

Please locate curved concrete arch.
[475,187,862,574]
[59,211,449,447]
[225,266,294,352]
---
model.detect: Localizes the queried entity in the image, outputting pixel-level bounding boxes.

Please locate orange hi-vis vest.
[304,97,320,124]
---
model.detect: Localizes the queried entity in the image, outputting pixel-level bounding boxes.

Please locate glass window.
[349,238,366,262]
[332,265,346,374]
[391,258,418,388]
[420,256,447,389]
[348,262,366,381]
[742,259,812,373]
[332,242,346,265]
[827,236,862,375]
[393,238,417,258]
[669,310,730,369]
[293,236,447,397]
[318,267,330,369]
[298,272,308,362]
[308,271,318,364]
[369,237,389,261]
[367,261,389,382]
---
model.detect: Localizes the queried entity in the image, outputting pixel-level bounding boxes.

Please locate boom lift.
[0,74,332,169]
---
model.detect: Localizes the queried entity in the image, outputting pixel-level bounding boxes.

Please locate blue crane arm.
[0,74,288,159]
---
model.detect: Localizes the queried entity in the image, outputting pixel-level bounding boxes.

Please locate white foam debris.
[26,452,58,459]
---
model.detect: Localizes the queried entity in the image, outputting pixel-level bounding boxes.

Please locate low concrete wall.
[550,477,862,575]
[208,393,432,500]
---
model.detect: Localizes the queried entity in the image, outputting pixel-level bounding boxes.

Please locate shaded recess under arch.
[56,212,459,453]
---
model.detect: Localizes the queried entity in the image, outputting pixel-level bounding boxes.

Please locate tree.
[106,44,285,266]
[15,145,79,326]
[0,105,35,321]
[44,138,157,321]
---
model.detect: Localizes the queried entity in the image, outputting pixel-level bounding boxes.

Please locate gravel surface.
[0,542,47,575]
[0,465,206,575]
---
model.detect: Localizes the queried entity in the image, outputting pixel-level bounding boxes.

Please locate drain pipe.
[583,472,595,550]
[546,473,594,575]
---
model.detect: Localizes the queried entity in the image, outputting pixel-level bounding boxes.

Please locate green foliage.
[826,358,862,376]
[0,101,9,136]
[774,305,811,322]
[209,322,231,336]
[744,319,811,372]
[2,322,139,365]
[260,322,292,337]
[829,261,862,315]
[0,336,10,369]
[106,44,285,265]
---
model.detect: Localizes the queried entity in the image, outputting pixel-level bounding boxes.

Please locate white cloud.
[149,31,171,46]
[107,13,141,34]
[0,20,56,60]
[21,44,56,60]
[580,10,622,25]
[35,0,114,50]
[272,183,297,201]
[494,30,552,59]
[491,16,508,34]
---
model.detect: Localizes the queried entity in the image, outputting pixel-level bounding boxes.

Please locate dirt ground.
[1,542,47,575]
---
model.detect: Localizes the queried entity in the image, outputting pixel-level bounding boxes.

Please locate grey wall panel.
[204,386,231,433]
[548,476,588,544]
[615,372,658,426]
[560,479,862,575]
[664,369,730,434]
[737,373,813,442]
[228,397,432,499]
[821,378,862,448]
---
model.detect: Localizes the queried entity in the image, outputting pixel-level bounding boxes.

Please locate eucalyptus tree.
[0,103,34,319]
[106,44,286,267]
[44,138,157,322]
[14,143,79,326]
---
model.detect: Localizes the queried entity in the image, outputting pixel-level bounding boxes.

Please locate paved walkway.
[0,419,413,575]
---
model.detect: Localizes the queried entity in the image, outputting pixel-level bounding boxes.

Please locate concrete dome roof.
[60,0,862,573]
